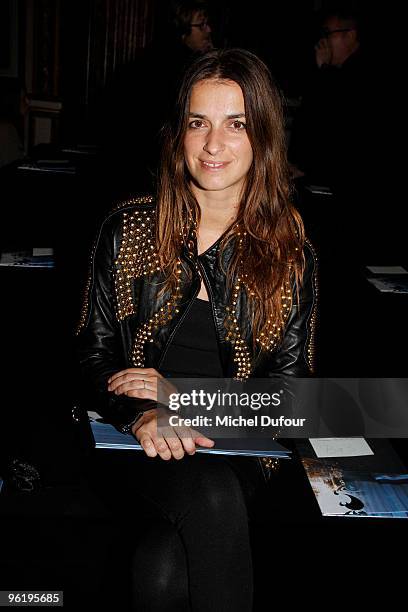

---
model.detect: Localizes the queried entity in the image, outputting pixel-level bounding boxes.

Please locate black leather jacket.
[76,197,318,467]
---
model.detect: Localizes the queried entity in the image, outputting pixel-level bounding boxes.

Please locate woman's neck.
[193,187,239,229]
[195,195,239,255]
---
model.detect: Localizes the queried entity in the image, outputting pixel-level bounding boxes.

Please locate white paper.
[366,266,408,274]
[309,437,373,458]
[0,250,30,264]
[33,247,54,256]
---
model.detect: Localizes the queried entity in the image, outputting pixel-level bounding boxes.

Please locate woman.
[77,48,317,611]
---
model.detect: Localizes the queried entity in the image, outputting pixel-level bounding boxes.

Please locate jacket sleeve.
[76,212,153,427]
[267,241,318,377]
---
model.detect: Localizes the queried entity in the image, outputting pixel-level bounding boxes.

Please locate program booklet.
[365,266,408,294]
[89,417,291,459]
[0,249,54,269]
[297,440,408,518]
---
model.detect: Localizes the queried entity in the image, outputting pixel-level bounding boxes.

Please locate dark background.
[1,0,384,141]
[0,0,405,479]
[0,3,407,608]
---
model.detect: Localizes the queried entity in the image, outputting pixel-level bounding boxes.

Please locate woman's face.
[184,79,253,201]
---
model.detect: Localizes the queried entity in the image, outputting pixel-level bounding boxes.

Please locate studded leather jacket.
[76,197,318,476]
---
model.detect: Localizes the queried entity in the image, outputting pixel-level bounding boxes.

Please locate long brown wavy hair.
[156,48,305,352]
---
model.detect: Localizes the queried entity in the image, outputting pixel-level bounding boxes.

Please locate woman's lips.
[199,160,230,171]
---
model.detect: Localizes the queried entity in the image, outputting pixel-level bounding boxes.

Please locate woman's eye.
[231,120,246,130]
[189,119,205,129]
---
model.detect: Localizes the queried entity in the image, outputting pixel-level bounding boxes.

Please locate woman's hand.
[132,408,215,460]
[107,367,175,403]
[107,367,215,459]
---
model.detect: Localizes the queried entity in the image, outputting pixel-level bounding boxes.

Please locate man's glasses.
[320,28,353,38]
[190,19,210,31]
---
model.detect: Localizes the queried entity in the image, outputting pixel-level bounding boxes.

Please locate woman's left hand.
[107,367,175,402]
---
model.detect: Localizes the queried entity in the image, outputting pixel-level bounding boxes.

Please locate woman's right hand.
[132,409,215,460]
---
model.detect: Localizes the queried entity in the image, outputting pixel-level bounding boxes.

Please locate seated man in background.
[289,8,367,191]
[288,7,398,263]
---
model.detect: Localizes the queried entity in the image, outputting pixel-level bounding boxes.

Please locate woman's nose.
[203,128,225,156]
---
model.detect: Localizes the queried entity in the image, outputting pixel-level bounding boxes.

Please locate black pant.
[84,449,265,611]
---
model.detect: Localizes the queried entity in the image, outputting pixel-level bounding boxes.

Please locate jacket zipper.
[196,259,225,374]
[157,264,200,369]
[157,257,222,371]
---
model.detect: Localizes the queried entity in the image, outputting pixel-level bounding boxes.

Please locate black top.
[160,297,224,378]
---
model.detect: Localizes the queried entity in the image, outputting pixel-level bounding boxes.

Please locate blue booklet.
[297,440,408,519]
[89,419,291,459]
